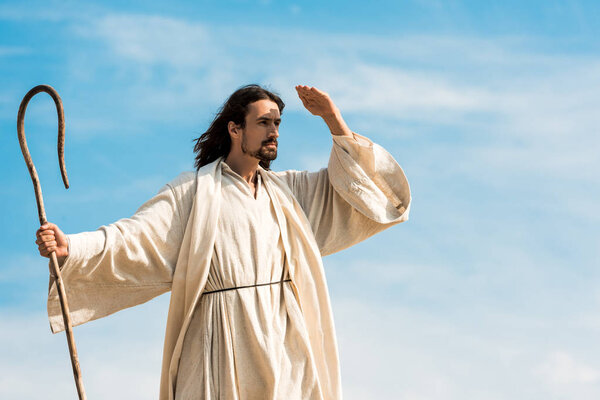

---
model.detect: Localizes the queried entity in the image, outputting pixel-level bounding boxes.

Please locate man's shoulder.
[167,171,197,189]
[167,171,196,190]
[164,171,197,204]
[164,159,221,200]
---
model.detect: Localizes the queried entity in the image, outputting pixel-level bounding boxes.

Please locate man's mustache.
[262,139,278,146]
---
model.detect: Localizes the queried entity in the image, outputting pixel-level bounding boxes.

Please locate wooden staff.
[17,85,87,400]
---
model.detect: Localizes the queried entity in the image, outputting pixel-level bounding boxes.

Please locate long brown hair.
[194,84,285,170]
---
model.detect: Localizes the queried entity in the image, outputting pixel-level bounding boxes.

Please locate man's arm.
[43,176,191,333]
[273,86,411,256]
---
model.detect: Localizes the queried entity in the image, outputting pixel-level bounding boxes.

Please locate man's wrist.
[320,107,340,122]
[322,110,352,137]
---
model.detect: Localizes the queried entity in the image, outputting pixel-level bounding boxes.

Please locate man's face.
[239,99,281,162]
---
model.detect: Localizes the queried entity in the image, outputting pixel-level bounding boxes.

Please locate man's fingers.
[35,221,65,259]
[35,236,53,245]
[39,223,52,232]
[296,85,335,117]
[309,89,329,102]
[46,240,57,248]
[296,85,313,96]
[299,94,312,105]
[38,222,57,233]
[299,91,316,103]
[37,227,56,237]
[37,233,56,243]
[297,93,313,106]
[296,87,310,99]
[38,239,57,249]
[300,88,326,104]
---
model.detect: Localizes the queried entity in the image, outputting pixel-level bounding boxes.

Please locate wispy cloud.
[0,304,166,399]
[536,351,600,385]
[66,13,600,169]
[87,15,210,67]
[330,250,600,397]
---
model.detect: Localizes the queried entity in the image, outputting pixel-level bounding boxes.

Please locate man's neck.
[224,153,260,185]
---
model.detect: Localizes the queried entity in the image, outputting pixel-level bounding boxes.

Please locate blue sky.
[1,1,600,398]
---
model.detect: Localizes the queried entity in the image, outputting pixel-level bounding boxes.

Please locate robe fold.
[48,132,411,400]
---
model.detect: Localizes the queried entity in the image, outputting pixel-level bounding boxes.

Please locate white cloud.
[0,299,168,400]
[536,351,600,385]
[69,13,600,149]
[86,15,210,67]
[331,295,600,400]
[5,293,600,400]
[3,227,599,400]
[322,248,600,399]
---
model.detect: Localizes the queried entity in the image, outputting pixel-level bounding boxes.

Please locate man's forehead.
[248,99,280,118]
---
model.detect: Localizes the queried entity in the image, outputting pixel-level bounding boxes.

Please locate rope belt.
[203,279,292,295]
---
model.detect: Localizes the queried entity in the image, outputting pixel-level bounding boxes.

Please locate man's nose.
[269,125,279,138]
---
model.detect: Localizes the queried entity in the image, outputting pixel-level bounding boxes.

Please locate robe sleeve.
[275,132,411,256]
[47,182,186,333]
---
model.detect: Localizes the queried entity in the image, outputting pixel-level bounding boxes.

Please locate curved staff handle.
[17,85,87,400]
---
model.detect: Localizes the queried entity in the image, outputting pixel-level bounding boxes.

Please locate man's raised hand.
[36,222,69,263]
[296,85,353,137]
[295,85,338,118]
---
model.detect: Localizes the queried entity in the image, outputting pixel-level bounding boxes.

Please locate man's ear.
[228,121,241,139]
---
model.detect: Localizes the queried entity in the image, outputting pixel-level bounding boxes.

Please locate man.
[36,84,411,400]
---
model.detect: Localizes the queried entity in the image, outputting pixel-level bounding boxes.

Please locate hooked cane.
[17,85,87,400]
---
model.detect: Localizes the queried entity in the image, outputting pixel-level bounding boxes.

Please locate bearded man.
[36,84,411,400]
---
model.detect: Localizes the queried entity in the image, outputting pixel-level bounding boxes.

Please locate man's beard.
[241,133,278,162]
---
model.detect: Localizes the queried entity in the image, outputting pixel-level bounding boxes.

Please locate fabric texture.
[48,132,411,400]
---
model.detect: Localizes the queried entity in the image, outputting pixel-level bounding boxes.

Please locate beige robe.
[48,133,411,400]
[176,160,322,399]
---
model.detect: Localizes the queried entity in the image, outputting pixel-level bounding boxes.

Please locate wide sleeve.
[47,182,186,333]
[276,132,411,256]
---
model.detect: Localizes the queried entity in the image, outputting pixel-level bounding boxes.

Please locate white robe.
[48,133,411,400]
[176,161,322,399]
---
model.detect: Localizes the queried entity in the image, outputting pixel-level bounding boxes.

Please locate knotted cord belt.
[203,279,292,295]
